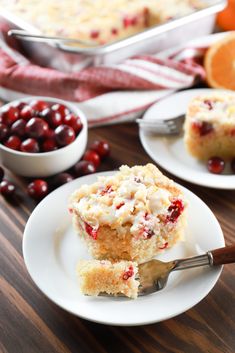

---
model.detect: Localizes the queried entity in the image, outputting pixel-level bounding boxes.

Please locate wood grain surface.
[1,123,235,353]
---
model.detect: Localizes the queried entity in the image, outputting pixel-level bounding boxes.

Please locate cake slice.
[184,93,235,160]
[69,164,187,264]
[77,260,139,299]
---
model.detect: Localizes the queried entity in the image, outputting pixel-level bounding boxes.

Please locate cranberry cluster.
[0,140,110,201]
[207,157,235,174]
[0,100,83,153]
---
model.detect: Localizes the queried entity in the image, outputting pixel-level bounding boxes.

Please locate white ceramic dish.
[23,171,224,326]
[139,89,235,189]
[0,96,88,177]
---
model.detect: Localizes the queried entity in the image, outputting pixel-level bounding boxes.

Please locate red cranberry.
[192,121,213,136]
[90,30,100,39]
[90,140,110,159]
[159,242,168,250]
[20,105,35,121]
[54,125,75,146]
[4,135,21,150]
[85,222,98,240]
[20,138,39,153]
[27,179,48,200]
[44,128,55,139]
[122,266,134,280]
[42,138,58,152]
[83,149,100,168]
[1,106,19,126]
[0,166,4,182]
[123,15,137,28]
[51,104,69,119]
[0,123,9,142]
[63,114,82,133]
[10,119,26,137]
[52,172,73,188]
[204,99,213,110]
[100,185,113,196]
[25,117,49,139]
[231,158,235,173]
[74,160,96,177]
[13,101,26,111]
[111,28,118,35]
[30,100,49,113]
[166,199,184,223]
[207,157,225,174]
[0,179,16,197]
[42,108,63,128]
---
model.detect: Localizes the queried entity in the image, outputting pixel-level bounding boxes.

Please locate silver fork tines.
[137,114,185,135]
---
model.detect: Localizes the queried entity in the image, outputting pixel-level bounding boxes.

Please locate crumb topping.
[70,164,185,240]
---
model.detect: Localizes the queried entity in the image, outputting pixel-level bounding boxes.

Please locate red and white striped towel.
[0,29,226,126]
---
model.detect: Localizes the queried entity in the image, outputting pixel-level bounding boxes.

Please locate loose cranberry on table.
[25,117,49,139]
[0,179,16,197]
[207,156,225,174]
[90,140,110,159]
[82,149,100,168]
[4,135,21,151]
[74,160,96,177]
[20,138,39,153]
[27,179,48,200]
[55,125,75,146]
[52,172,74,188]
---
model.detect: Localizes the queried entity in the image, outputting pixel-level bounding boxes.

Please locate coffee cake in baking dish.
[1,0,204,45]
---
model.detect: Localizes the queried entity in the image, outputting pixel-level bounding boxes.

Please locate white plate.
[23,172,224,326]
[139,89,235,189]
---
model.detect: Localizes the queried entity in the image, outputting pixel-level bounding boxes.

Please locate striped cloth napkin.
[0,29,224,126]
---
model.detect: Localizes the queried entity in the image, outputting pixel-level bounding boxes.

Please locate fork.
[136,113,185,135]
[138,245,235,296]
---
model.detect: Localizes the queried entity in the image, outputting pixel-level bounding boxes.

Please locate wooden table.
[1,123,235,353]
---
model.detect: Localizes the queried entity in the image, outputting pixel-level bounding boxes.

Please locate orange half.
[204,33,235,91]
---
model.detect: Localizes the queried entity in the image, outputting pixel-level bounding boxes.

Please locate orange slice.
[204,33,235,90]
[217,0,235,31]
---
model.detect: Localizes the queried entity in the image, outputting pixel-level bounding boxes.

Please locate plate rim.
[139,88,235,190]
[23,171,225,326]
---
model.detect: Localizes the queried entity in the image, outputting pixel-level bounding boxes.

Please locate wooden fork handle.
[209,245,235,266]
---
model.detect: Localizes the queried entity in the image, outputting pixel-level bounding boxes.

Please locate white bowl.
[0,97,88,177]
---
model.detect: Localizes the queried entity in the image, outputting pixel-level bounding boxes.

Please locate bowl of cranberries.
[0,97,87,177]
